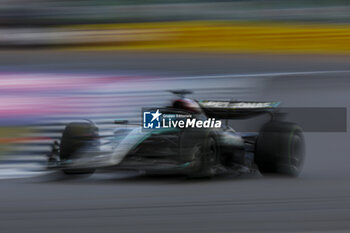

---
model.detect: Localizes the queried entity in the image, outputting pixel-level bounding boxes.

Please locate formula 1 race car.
[47,91,305,178]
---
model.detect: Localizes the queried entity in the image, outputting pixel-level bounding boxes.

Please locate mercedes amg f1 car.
[47,91,305,177]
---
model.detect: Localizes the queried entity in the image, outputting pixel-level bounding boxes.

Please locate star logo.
[150,109,162,122]
[143,109,163,129]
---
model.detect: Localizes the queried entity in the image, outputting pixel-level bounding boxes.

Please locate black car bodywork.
[48,98,305,177]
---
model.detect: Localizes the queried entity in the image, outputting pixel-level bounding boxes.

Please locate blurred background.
[0,1,350,233]
[0,0,350,52]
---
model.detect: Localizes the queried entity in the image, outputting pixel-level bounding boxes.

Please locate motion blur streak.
[2,21,350,53]
[1,1,350,53]
[61,22,350,54]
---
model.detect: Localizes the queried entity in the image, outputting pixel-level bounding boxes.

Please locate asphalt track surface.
[1,51,350,233]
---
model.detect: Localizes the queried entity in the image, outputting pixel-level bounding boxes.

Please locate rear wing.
[199,100,280,119]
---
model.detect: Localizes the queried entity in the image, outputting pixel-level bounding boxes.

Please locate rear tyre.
[60,122,98,175]
[255,121,305,177]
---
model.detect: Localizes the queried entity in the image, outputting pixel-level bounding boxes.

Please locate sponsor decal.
[200,101,280,109]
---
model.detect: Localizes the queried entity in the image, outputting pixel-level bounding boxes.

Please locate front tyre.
[255,121,305,177]
[59,121,98,175]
